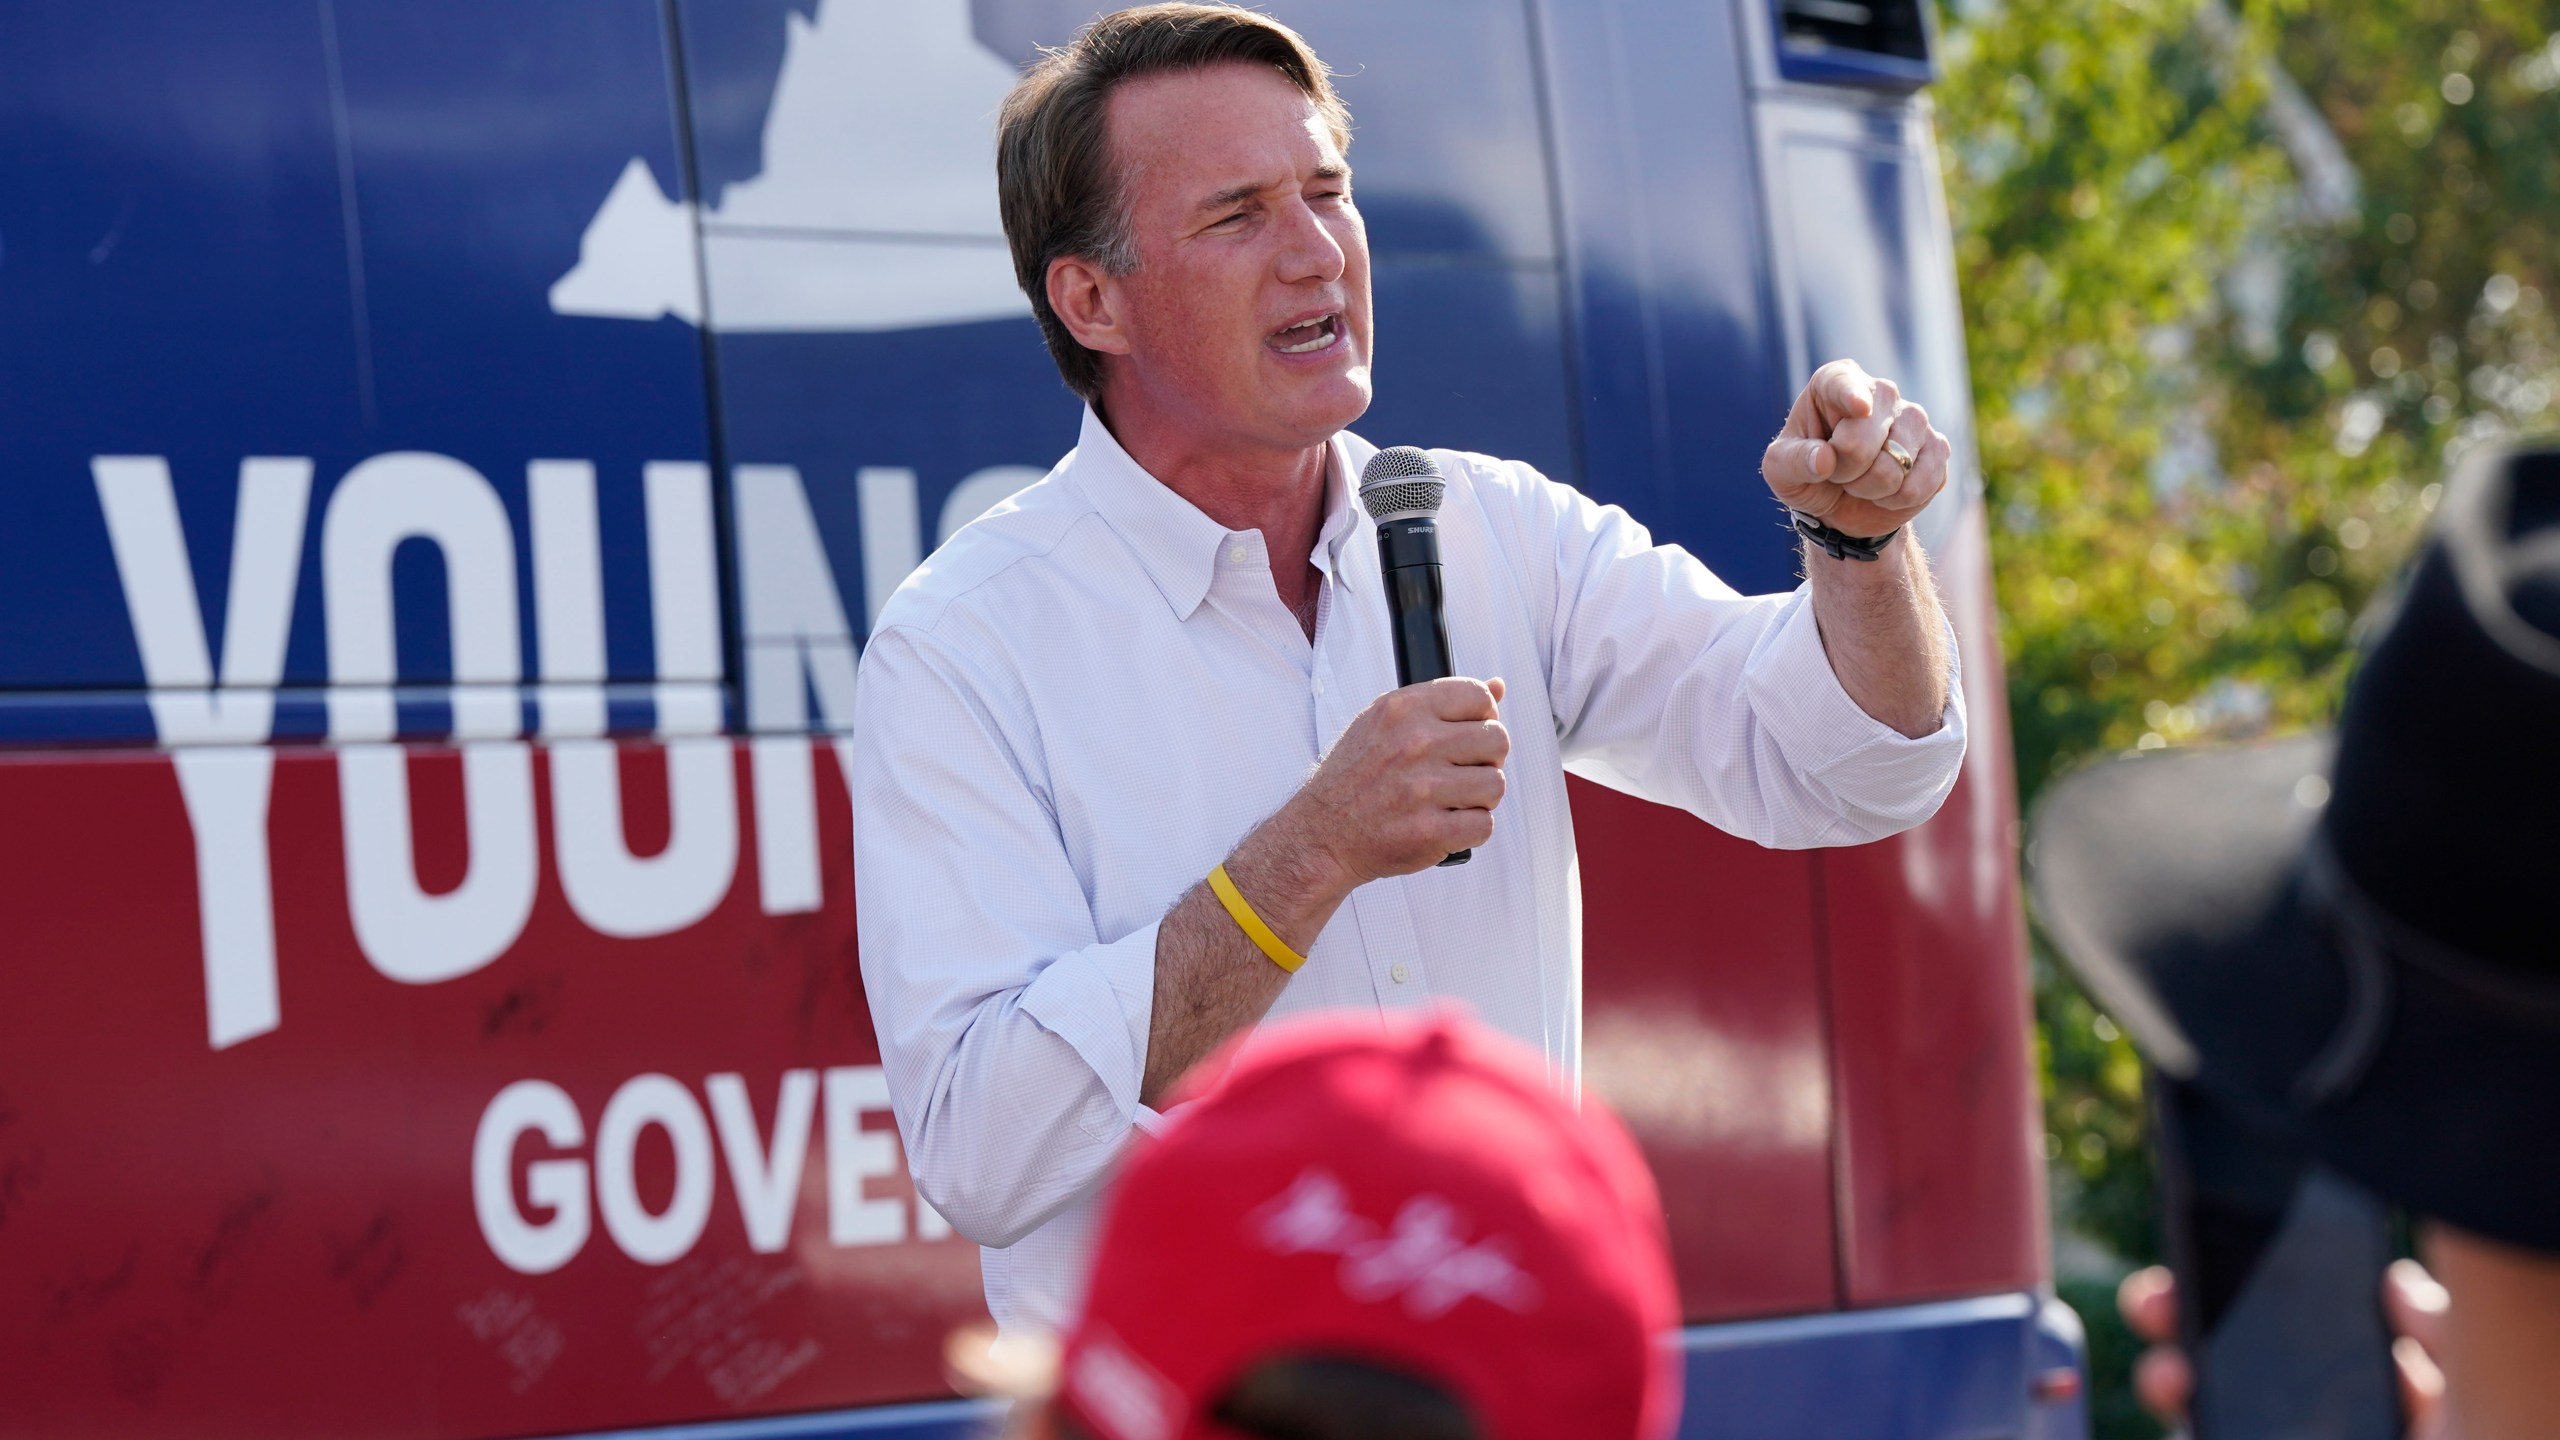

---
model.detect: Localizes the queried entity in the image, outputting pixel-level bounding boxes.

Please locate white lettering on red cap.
[1248,1169,1543,1320]
[1067,1325,1182,1440]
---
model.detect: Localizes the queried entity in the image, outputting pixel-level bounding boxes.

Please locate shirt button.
[1227,545,1248,563]
[1390,963,1410,984]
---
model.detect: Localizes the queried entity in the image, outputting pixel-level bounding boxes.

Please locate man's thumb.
[1770,436,1836,483]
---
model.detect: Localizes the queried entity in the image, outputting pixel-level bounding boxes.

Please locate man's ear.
[1046,255,1132,358]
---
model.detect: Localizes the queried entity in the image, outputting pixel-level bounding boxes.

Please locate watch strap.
[1790,510,1900,562]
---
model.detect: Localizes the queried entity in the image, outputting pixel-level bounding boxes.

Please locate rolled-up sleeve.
[1497,458,1965,848]
[850,625,1154,1249]
[1733,588,1967,843]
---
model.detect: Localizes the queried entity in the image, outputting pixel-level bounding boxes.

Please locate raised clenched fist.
[1762,358,1954,541]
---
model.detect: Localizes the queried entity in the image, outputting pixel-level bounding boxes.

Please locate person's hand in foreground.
[2116,1260,2451,1437]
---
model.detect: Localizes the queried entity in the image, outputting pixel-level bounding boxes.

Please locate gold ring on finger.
[1885,439,1916,473]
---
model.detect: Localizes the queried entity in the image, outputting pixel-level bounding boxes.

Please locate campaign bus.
[0,1,2086,1435]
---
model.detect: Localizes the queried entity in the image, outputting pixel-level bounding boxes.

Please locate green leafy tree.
[1933,0,2559,1433]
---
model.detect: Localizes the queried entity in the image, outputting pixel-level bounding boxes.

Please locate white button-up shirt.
[850,408,1965,1333]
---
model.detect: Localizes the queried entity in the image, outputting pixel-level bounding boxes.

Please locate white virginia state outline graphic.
[550,0,1032,332]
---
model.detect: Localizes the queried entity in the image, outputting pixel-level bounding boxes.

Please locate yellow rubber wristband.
[1207,863,1306,973]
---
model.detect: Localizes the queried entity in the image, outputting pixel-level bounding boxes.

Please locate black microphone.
[1359,446,1471,866]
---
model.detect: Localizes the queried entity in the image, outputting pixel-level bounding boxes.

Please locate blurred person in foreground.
[951,1010,1680,1440]
[2029,443,2560,1440]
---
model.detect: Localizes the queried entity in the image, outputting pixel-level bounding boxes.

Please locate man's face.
[1100,63,1372,452]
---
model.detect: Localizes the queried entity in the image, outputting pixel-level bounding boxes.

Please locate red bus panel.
[0,742,981,1436]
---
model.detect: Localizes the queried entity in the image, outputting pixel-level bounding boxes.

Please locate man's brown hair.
[995,3,1352,401]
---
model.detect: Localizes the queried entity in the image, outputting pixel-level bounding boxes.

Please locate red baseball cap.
[1052,1010,1681,1440]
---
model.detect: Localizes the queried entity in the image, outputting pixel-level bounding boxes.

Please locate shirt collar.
[1314,430,1374,580]
[1070,405,1373,620]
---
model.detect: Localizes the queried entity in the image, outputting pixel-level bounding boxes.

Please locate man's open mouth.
[1269,313,1342,355]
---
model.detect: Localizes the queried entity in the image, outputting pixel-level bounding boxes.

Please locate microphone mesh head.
[1359,446,1445,522]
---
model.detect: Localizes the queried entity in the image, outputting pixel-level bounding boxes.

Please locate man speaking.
[852,3,1965,1335]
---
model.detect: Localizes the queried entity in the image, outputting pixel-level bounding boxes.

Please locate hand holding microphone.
[1358,446,1485,866]
[1262,447,1506,890]
[1275,674,1508,890]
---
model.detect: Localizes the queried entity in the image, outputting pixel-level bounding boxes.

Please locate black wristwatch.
[1790,510,1900,562]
